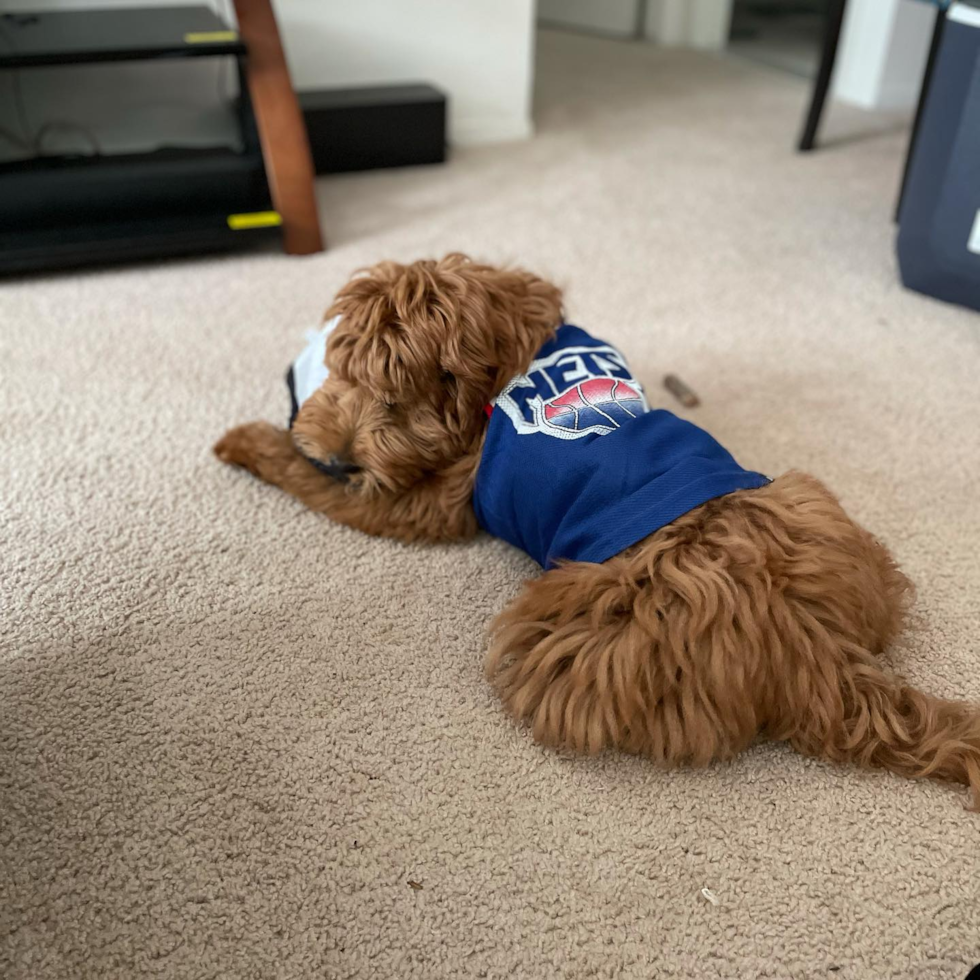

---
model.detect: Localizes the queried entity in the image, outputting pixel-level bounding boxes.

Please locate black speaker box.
[299,83,447,175]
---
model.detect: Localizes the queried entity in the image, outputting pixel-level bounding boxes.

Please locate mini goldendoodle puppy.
[215,253,980,808]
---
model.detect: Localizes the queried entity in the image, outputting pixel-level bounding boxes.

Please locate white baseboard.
[452,114,534,146]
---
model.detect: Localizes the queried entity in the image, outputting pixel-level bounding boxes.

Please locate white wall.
[880,0,936,108]
[832,0,935,111]
[5,0,536,146]
[278,0,535,144]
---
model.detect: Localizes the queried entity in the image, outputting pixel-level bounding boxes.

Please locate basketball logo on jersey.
[493,343,649,439]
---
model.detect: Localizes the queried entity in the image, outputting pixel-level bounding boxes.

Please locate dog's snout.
[313,454,362,482]
[292,431,364,483]
[330,455,362,476]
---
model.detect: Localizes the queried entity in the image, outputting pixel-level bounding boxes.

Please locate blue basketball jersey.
[472,325,770,568]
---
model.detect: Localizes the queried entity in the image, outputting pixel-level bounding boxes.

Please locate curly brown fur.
[216,254,980,809]
[488,472,980,801]
[215,254,560,542]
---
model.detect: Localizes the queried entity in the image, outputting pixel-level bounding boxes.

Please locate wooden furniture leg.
[798,0,847,152]
[232,0,323,255]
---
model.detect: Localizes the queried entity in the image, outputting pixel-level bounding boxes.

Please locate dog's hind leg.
[488,545,980,807]
[486,547,768,767]
[488,471,980,808]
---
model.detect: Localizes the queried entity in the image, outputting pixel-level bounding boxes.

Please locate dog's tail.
[773,632,980,810]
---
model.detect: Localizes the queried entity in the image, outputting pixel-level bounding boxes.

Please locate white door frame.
[645,0,734,49]
[833,0,935,111]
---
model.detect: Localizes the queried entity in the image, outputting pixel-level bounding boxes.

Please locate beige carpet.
[3,30,980,980]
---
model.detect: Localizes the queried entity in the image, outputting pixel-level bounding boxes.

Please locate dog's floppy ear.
[321,261,424,396]
[323,254,562,423]
[488,267,565,394]
[435,257,564,417]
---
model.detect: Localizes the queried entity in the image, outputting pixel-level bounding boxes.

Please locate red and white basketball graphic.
[543,378,644,434]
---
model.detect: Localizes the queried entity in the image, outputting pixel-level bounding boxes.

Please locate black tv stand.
[0,5,283,274]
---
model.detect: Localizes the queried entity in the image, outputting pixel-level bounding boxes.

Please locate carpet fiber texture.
[3,30,980,980]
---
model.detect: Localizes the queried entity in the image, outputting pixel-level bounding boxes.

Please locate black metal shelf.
[0,7,245,69]
[0,213,280,275]
[0,5,281,274]
[1,146,272,230]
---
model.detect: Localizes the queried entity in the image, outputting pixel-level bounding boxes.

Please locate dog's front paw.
[213,421,291,477]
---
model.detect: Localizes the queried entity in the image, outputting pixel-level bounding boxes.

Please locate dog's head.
[291,254,563,497]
